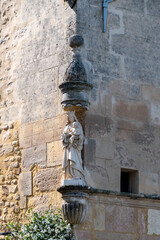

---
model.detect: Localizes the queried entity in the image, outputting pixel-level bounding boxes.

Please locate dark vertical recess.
[121,172,130,193]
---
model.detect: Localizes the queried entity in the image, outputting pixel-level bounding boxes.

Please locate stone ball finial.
[69,35,84,48]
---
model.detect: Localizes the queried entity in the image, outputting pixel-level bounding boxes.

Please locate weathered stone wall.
[75,0,160,194]
[0,0,77,226]
[75,193,160,240]
[1,0,160,239]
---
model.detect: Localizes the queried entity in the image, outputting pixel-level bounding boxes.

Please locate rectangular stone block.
[113,98,149,122]
[148,209,160,235]
[106,206,136,233]
[117,120,141,131]
[142,85,160,103]
[85,164,120,191]
[123,12,160,44]
[139,171,159,195]
[44,115,66,142]
[112,0,144,14]
[108,81,130,99]
[96,232,136,240]
[22,144,46,169]
[19,171,32,196]
[112,34,148,60]
[19,136,32,149]
[32,133,45,146]
[94,204,105,231]
[20,196,27,209]
[85,113,113,138]
[20,124,33,148]
[34,168,62,191]
[147,0,160,17]
[75,230,91,240]
[150,103,160,126]
[96,135,115,160]
[47,141,63,167]
[84,138,96,166]
[45,130,55,143]
[138,209,147,234]
[125,57,158,85]
[32,122,44,135]
[140,236,160,240]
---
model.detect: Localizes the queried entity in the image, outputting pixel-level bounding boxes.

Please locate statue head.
[67,111,78,123]
[73,121,79,129]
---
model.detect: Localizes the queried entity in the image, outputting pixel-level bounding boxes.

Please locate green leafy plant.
[6,210,74,240]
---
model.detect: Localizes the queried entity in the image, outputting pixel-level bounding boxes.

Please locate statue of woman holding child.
[62,111,85,181]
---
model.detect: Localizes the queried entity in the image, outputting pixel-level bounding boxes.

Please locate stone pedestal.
[62,178,86,186]
[57,185,89,226]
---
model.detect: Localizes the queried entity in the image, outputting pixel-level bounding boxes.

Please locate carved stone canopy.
[65,0,77,8]
[59,35,92,111]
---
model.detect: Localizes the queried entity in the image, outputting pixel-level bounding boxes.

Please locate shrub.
[6,210,74,240]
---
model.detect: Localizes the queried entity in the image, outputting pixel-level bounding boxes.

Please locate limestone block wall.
[75,0,160,194]
[0,0,77,226]
[1,0,160,238]
[74,192,160,240]
[0,121,21,224]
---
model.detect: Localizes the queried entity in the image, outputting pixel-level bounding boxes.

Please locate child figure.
[69,121,80,147]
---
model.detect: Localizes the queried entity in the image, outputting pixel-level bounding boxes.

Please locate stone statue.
[62,111,85,181]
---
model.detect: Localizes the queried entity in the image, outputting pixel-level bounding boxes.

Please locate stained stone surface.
[22,144,47,169]
[1,0,160,238]
[34,168,62,191]
[19,172,32,196]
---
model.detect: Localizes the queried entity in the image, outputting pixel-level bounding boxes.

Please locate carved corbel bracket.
[57,186,89,226]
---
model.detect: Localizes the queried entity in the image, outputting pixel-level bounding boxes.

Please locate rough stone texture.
[19,171,32,196]
[75,230,91,240]
[113,99,149,122]
[138,209,147,234]
[1,0,160,238]
[74,0,160,194]
[70,34,84,48]
[0,0,71,225]
[74,193,160,240]
[47,141,63,167]
[22,144,46,169]
[34,168,62,191]
[0,122,22,226]
[94,204,105,231]
[139,171,159,195]
[106,206,136,233]
[20,196,27,209]
[148,209,160,235]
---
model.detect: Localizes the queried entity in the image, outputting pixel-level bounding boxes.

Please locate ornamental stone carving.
[58,186,89,226]
[58,34,91,227]
[59,34,92,111]
[62,111,86,186]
